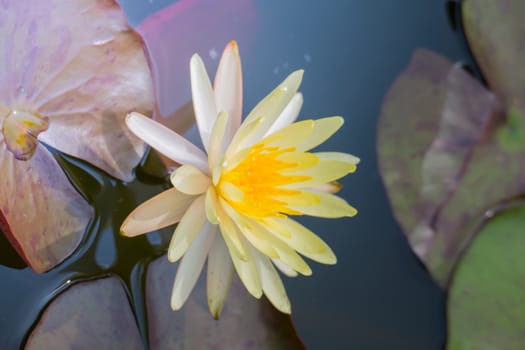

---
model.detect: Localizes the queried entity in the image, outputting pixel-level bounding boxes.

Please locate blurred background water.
[0,1,476,349]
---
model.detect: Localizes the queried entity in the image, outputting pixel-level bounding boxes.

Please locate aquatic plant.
[377,0,525,348]
[122,41,358,317]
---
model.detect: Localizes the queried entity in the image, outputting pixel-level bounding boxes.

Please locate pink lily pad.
[25,277,144,349]
[135,0,256,173]
[0,0,154,272]
[146,255,305,350]
[0,144,93,273]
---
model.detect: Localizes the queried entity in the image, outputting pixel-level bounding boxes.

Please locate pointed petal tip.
[170,299,182,311]
[208,298,224,319]
[290,69,304,84]
[190,53,203,64]
[226,40,239,53]
[125,111,147,128]
[347,206,358,217]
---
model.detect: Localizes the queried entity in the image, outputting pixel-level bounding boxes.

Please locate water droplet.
[304,53,312,63]
[209,48,218,60]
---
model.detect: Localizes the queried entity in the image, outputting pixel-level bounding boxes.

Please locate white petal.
[168,195,206,262]
[170,164,211,195]
[190,54,218,151]
[215,197,248,261]
[207,232,234,319]
[120,188,195,237]
[272,259,298,277]
[214,40,243,144]
[228,235,262,298]
[265,92,303,136]
[227,70,304,156]
[207,111,230,170]
[126,112,208,173]
[171,221,215,310]
[252,248,291,314]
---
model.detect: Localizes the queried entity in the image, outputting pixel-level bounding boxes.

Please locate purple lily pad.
[146,255,305,350]
[0,0,154,272]
[377,49,507,286]
[25,277,144,349]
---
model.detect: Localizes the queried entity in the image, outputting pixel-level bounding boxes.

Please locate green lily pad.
[463,0,525,108]
[447,203,525,350]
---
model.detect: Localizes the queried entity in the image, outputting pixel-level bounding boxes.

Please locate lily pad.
[463,0,525,108]
[0,0,154,272]
[447,203,525,350]
[378,49,503,285]
[25,277,144,350]
[24,256,305,349]
[146,255,305,350]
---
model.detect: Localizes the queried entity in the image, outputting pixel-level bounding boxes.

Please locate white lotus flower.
[121,41,359,317]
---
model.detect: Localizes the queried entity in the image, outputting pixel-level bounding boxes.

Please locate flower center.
[218,142,311,218]
[1,109,49,160]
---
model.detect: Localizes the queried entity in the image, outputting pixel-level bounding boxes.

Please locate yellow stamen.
[218,141,314,218]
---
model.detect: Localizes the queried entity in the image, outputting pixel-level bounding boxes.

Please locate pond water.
[0,1,474,349]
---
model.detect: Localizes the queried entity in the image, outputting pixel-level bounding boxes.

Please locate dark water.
[0,1,474,349]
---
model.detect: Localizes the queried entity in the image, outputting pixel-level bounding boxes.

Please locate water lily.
[121,41,358,317]
[0,0,153,272]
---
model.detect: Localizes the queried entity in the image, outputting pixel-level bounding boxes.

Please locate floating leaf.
[0,144,93,273]
[146,255,305,350]
[25,277,144,349]
[0,0,153,271]
[378,49,505,286]
[463,0,525,108]
[447,204,525,350]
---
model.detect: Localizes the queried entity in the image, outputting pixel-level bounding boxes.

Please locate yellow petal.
[296,116,344,152]
[272,258,298,277]
[288,190,357,218]
[168,195,206,262]
[205,186,220,224]
[208,111,230,170]
[228,235,262,298]
[227,70,303,155]
[261,119,314,149]
[221,201,279,259]
[261,217,337,265]
[252,248,291,314]
[284,154,357,189]
[247,217,312,276]
[309,181,342,194]
[170,164,211,195]
[215,198,248,261]
[265,92,303,135]
[120,188,195,237]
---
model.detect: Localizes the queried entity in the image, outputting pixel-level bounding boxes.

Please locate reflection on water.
[0,0,475,349]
